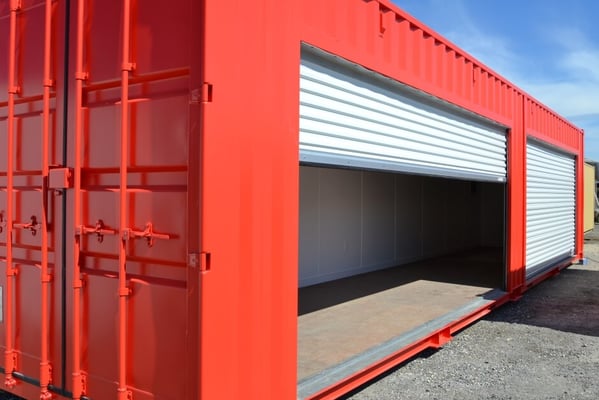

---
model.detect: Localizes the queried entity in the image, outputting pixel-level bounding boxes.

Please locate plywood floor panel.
[298,248,503,381]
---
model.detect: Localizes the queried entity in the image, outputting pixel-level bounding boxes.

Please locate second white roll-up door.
[299,49,507,182]
[526,141,576,275]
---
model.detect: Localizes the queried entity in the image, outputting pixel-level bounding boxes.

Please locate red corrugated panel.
[526,96,582,153]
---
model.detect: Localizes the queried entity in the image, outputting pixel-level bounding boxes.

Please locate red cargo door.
[63,0,198,399]
[1,1,200,399]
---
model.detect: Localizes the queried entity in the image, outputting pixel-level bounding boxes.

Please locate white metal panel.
[299,53,507,182]
[526,142,576,274]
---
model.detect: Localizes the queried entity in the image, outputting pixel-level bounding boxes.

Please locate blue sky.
[392,0,599,162]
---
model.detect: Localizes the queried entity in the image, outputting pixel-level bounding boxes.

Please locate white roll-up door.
[526,141,576,275]
[299,50,507,182]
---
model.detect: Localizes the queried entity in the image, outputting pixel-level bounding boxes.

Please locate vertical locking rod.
[72,0,87,398]
[4,0,21,388]
[118,0,134,399]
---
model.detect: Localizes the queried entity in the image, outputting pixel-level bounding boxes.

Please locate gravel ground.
[346,226,599,400]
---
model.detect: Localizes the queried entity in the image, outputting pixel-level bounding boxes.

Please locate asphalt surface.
[346,226,599,400]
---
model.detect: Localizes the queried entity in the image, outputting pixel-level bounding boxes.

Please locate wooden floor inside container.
[297,247,503,382]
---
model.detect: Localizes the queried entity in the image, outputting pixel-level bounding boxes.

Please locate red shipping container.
[0,1,584,399]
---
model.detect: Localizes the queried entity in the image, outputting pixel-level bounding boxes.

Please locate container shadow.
[337,347,440,400]
[337,263,599,399]
[0,390,24,400]
[486,265,599,338]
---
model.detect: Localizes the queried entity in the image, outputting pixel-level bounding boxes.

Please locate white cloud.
[561,50,599,82]
[523,81,599,118]
[447,29,519,81]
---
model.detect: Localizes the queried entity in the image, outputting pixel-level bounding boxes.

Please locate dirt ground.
[345,226,599,400]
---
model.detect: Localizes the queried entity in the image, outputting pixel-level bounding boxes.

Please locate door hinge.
[190,83,213,104]
[201,83,213,103]
[189,252,211,271]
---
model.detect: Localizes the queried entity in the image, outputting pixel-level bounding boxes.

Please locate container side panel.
[480,183,505,247]
[316,168,362,279]
[395,173,423,260]
[362,170,396,268]
[200,0,299,398]
[421,177,448,256]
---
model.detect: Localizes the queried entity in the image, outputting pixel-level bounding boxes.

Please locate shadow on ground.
[489,268,599,336]
[0,391,23,400]
[487,228,599,337]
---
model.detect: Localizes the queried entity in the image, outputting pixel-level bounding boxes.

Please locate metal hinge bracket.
[190,83,213,104]
[199,252,210,272]
[188,252,211,271]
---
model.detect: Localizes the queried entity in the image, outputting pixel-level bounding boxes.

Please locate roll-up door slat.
[526,141,576,274]
[299,54,507,182]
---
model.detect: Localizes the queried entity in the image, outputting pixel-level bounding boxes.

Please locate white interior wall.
[299,166,504,287]
[479,183,505,247]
